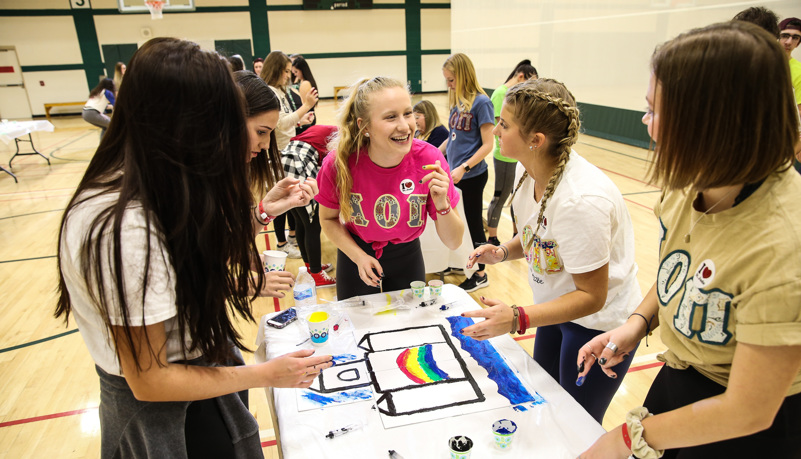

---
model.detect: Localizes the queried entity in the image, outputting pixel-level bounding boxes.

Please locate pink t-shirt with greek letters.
[315,139,459,259]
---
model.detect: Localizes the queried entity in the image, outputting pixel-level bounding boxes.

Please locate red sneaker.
[306,262,334,273]
[310,270,336,288]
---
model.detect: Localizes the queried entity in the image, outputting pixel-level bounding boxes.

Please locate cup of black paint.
[448,436,473,458]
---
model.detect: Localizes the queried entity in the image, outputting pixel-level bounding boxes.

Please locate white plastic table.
[0,120,54,182]
[256,284,604,459]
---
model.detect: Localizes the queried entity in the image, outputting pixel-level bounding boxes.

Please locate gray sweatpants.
[82,108,110,138]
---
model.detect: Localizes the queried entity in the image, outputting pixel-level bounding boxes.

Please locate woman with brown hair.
[578,22,801,458]
[413,99,448,148]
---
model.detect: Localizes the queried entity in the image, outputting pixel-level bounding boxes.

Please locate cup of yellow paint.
[307,311,330,346]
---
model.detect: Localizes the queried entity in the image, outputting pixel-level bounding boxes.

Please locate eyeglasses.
[780,32,801,43]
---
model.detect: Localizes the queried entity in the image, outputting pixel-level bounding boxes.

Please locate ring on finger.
[605,342,619,353]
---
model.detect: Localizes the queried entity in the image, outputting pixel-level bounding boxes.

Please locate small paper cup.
[448,436,473,459]
[410,280,426,299]
[263,250,288,272]
[306,311,330,346]
[428,279,443,299]
[492,419,518,450]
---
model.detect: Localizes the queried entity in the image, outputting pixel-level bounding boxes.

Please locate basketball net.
[145,0,164,20]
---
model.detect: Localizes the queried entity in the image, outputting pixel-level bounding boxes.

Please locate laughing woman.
[317,76,464,300]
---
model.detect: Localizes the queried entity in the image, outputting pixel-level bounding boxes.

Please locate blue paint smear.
[301,388,373,406]
[513,404,529,412]
[421,343,450,380]
[331,354,358,365]
[446,316,546,406]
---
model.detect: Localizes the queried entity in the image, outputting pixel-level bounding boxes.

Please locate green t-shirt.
[789,58,801,105]
[490,84,517,163]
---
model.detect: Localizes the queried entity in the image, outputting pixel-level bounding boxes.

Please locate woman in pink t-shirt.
[317,76,464,300]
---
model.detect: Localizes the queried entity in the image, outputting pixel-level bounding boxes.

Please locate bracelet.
[256,201,276,226]
[498,244,509,262]
[517,307,529,335]
[436,203,452,216]
[621,422,632,450]
[629,312,655,347]
[510,305,520,334]
[626,407,664,459]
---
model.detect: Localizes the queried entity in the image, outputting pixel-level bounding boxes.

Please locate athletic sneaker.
[442,267,464,275]
[310,270,336,288]
[458,274,489,293]
[286,235,298,247]
[276,242,302,259]
[487,236,501,246]
[306,262,334,273]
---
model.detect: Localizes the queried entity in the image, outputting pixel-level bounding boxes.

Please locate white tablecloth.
[0,120,54,145]
[256,284,604,458]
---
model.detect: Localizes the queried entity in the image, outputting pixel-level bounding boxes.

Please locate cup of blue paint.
[492,419,518,450]
[448,435,473,458]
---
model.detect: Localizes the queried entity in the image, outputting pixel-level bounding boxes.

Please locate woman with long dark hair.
[56,38,331,458]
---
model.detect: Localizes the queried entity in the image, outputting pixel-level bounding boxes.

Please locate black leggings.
[336,233,425,300]
[290,206,323,272]
[272,211,295,244]
[641,365,801,458]
[456,171,488,272]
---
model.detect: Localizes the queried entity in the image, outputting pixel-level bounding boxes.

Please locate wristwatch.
[462,162,471,172]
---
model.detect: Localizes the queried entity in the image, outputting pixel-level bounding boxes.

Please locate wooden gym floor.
[0,94,666,458]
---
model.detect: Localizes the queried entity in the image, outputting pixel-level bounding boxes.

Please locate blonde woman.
[413,100,448,148]
[460,79,641,424]
[440,53,495,292]
[317,77,464,300]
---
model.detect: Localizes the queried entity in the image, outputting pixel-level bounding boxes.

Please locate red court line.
[627,361,663,373]
[261,439,278,448]
[0,407,98,428]
[513,334,535,341]
[623,197,654,212]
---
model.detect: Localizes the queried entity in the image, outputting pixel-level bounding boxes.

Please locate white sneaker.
[287,235,298,247]
[276,243,302,259]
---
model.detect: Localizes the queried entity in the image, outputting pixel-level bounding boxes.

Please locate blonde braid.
[503,79,581,251]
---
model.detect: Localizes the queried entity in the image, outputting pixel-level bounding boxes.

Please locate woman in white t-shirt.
[460,78,641,423]
[56,38,332,458]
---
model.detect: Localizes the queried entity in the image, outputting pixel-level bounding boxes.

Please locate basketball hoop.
[145,0,164,20]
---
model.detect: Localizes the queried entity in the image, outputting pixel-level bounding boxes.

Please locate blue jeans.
[533,321,637,423]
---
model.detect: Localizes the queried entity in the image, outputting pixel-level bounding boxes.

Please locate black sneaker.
[487,237,501,246]
[458,274,489,293]
[442,267,464,275]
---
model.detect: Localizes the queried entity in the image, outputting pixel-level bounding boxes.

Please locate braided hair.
[506,79,581,249]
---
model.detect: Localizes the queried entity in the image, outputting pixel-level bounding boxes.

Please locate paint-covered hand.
[576,320,641,381]
[421,160,451,211]
[577,425,632,459]
[355,253,383,288]
[459,297,516,340]
[466,243,505,268]
[257,270,295,298]
[262,177,319,216]
[261,349,333,388]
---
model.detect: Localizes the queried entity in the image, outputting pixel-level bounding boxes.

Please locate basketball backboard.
[117,0,195,13]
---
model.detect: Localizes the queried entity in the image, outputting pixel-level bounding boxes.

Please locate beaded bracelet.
[629,312,655,347]
[510,305,520,334]
[498,244,509,262]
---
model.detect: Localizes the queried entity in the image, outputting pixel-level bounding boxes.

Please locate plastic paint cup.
[428,279,443,299]
[410,281,426,299]
[492,419,518,450]
[263,250,288,272]
[307,311,330,346]
[448,436,473,459]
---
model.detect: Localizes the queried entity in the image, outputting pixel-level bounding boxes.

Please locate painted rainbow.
[396,344,450,384]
